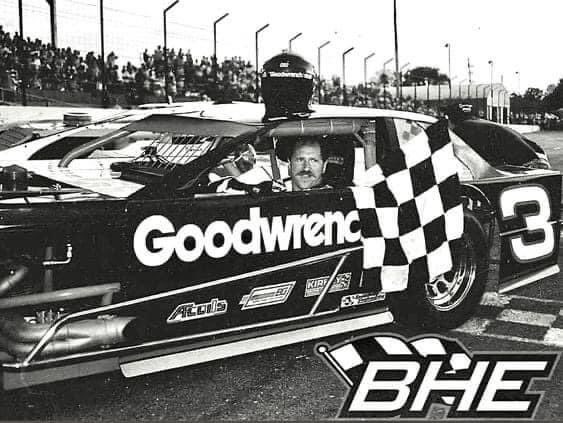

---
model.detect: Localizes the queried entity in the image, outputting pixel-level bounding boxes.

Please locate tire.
[388,212,489,331]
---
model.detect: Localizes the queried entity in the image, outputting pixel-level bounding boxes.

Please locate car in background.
[445,104,551,169]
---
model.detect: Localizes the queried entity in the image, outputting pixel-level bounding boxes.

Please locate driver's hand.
[357,123,377,147]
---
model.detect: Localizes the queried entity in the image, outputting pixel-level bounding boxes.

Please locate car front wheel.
[388,212,489,330]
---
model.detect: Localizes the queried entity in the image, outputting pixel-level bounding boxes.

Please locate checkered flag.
[351,119,463,293]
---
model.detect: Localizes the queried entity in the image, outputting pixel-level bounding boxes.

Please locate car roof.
[167,101,438,125]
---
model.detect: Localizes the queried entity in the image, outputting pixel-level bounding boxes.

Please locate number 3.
[500,185,555,263]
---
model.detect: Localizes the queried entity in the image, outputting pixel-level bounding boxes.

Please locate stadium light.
[213,13,229,60]
[164,0,180,102]
[289,32,302,52]
[255,23,270,102]
[364,52,376,92]
[317,40,330,104]
[18,0,27,105]
[342,47,354,105]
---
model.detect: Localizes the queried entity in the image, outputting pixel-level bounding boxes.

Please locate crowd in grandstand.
[0,26,424,112]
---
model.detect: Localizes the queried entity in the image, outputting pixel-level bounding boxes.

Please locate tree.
[511,88,544,115]
[403,66,449,85]
[543,79,563,111]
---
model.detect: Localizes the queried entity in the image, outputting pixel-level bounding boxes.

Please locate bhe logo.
[316,334,558,419]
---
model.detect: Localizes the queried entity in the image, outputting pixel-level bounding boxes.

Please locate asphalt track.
[0,131,562,421]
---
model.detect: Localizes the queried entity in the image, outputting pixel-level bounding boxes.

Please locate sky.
[1,0,562,94]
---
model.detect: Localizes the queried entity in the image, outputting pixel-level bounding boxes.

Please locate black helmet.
[261,52,315,121]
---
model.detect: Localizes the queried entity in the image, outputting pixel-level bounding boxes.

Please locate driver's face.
[289,142,326,191]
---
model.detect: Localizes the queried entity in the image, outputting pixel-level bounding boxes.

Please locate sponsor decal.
[317,334,559,419]
[134,207,361,267]
[239,281,295,310]
[304,272,352,297]
[340,292,385,307]
[167,298,227,324]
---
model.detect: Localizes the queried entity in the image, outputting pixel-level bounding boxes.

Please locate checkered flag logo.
[317,335,471,388]
[351,119,464,292]
[316,334,473,416]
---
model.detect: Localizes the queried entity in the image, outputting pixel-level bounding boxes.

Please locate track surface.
[0,130,562,421]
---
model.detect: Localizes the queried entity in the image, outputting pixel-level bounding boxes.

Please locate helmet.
[261,52,315,121]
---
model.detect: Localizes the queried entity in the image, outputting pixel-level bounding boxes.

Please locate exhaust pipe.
[0,313,138,358]
[0,262,29,297]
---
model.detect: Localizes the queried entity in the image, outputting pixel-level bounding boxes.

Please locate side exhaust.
[0,313,138,359]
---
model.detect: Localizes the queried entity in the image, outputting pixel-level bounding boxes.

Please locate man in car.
[211,136,331,193]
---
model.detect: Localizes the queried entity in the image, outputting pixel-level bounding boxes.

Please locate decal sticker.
[133,207,361,267]
[167,298,228,324]
[304,272,352,297]
[316,334,559,419]
[499,185,555,263]
[239,281,295,310]
[340,292,385,308]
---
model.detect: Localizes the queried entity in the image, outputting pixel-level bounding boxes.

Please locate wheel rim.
[424,234,477,312]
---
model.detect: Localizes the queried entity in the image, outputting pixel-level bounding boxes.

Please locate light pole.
[18,0,27,105]
[317,40,330,104]
[289,32,302,52]
[445,42,451,98]
[383,57,393,108]
[163,0,180,101]
[393,0,400,99]
[213,13,229,61]
[488,60,494,120]
[213,12,229,87]
[255,23,269,102]
[45,0,57,47]
[364,52,375,93]
[342,47,354,105]
[289,32,303,53]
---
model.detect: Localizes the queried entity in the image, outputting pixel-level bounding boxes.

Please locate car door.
[120,131,376,340]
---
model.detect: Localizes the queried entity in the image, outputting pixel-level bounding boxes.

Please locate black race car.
[0,101,559,390]
[446,106,550,169]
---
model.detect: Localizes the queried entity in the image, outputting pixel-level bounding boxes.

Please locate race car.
[445,104,551,169]
[0,54,559,390]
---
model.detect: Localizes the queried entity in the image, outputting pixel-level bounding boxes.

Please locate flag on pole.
[351,119,464,293]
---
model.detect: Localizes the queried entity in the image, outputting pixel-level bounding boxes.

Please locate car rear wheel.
[388,212,488,330]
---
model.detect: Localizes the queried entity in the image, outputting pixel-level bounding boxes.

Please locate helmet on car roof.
[261,52,315,122]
